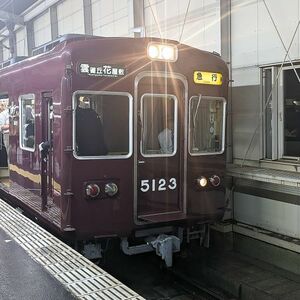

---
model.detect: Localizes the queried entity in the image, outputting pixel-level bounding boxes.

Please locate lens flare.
[148,45,159,59]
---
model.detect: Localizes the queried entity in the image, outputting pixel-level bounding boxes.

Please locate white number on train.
[168,178,177,190]
[140,178,177,192]
[158,179,167,191]
[140,180,150,192]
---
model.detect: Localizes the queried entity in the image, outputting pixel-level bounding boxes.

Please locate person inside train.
[0,102,9,144]
[158,117,174,154]
[24,106,35,148]
[75,96,107,156]
[0,102,8,167]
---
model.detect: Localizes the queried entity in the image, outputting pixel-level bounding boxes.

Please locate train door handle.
[138,160,145,164]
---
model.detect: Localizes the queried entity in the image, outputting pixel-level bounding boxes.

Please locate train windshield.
[141,94,177,157]
[189,96,226,155]
[74,92,131,158]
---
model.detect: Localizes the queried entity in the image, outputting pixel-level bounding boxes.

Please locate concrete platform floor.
[0,228,75,300]
[175,241,300,300]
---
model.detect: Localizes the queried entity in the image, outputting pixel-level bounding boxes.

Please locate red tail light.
[86,184,100,198]
[209,175,221,187]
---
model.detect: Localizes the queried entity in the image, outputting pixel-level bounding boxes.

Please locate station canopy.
[0,0,38,29]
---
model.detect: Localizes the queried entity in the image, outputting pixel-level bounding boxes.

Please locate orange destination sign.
[193,71,222,85]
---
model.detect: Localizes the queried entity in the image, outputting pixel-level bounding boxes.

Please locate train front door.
[135,73,187,223]
[41,92,53,211]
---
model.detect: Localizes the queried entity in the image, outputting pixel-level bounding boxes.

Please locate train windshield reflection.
[189,96,225,155]
[74,93,130,158]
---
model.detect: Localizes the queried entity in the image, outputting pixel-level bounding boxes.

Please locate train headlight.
[209,175,221,187]
[147,43,178,62]
[105,182,118,197]
[148,44,159,59]
[197,176,208,188]
[161,46,175,60]
[86,184,100,198]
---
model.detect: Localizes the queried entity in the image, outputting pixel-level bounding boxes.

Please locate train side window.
[73,92,132,159]
[189,96,226,155]
[141,94,178,157]
[19,94,35,152]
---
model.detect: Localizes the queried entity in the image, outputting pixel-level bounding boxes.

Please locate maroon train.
[0,34,228,265]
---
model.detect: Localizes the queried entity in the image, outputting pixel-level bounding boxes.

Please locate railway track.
[100,245,231,300]
[1,194,229,299]
[167,268,230,300]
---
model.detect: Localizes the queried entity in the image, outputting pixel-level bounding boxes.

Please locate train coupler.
[149,234,181,267]
[121,234,181,267]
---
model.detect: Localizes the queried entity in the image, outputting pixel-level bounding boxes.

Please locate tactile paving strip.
[0,199,144,300]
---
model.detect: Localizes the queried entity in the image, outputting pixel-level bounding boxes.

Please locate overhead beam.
[83,0,93,35]
[0,10,24,25]
[133,0,145,37]
[220,0,232,164]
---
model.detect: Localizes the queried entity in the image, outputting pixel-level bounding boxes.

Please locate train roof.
[0,34,224,68]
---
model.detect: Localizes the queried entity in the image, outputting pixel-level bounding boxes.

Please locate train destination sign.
[79,63,126,78]
[193,71,222,85]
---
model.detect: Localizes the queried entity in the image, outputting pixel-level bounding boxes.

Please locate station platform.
[175,234,300,300]
[0,228,75,300]
[0,198,144,300]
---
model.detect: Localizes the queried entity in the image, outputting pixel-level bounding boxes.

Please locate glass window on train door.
[141,94,177,157]
[19,94,35,152]
[73,92,132,159]
[189,96,226,155]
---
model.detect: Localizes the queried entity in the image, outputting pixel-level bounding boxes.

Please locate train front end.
[67,37,228,264]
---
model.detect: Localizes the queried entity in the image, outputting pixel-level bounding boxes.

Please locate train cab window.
[19,94,35,151]
[141,94,177,157]
[74,92,132,159]
[189,96,225,155]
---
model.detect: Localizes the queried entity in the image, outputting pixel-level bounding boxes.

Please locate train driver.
[75,96,107,156]
[158,117,174,154]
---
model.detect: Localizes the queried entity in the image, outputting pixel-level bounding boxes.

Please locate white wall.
[33,10,52,47]
[234,192,300,239]
[231,0,300,162]
[2,39,10,61]
[91,0,134,37]
[232,0,300,70]
[57,0,85,35]
[16,28,28,57]
[144,0,220,52]
[0,0,221,58]
[231,1,300,238]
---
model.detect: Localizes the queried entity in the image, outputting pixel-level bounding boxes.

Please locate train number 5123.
[140,178,177,192]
